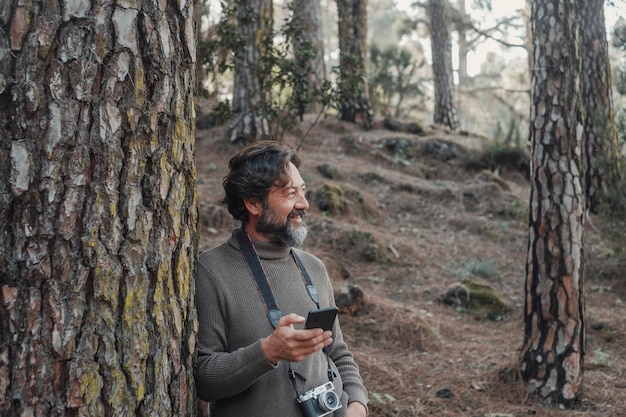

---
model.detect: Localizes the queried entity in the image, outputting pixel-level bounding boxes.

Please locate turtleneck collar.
[228,227,292,260]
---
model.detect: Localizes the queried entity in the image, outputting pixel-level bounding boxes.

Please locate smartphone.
[305,306,338,331]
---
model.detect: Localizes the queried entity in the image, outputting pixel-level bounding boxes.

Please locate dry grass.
[196,116,626,417]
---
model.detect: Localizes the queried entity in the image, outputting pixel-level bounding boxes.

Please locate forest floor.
[194,113,626,417]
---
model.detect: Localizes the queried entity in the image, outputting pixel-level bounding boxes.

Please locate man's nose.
[295,192,309,210]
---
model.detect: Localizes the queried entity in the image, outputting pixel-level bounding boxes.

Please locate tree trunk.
[292,0,326,113]
[0,0,199,415]
[427,0,459,130]
[454,0,470,86]
[520,0,585,408]
[453,0,469,130]
[335,0,373,128]
[194,0,211,95]
[578,0,621,213]
[229,0,273,142]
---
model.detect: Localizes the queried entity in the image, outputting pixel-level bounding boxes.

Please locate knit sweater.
[195,228,368,417]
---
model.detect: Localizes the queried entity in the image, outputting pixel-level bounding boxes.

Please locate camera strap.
[236,228,283,327]
[236,228,322,327]
[236,228,335,394]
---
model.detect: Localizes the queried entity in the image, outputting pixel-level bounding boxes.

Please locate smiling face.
[244,162,310,246]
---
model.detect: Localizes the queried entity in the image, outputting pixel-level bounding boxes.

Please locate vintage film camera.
[296,381,342,417]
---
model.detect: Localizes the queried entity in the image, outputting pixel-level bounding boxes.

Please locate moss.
[343,184,379,222]
[176,228,192,302]
[315,183,346,214]
[349,231,391,264]
[462,279,512,320]
[134,64,145,103]
[314,182,380,222]
[93,266,119,309]
[80,362,103,407]
[359,243,390,263]
[107,366,132,407]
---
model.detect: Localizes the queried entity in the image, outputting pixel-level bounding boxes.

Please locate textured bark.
[292,0,326,113]
[427,0,459,130]
[0,0,199,415]
[578,0,621,213]
[520,0,585,407]
[335,0,373,128]
[228,0,273,142]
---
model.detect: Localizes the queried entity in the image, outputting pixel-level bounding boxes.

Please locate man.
[195,141,368,417]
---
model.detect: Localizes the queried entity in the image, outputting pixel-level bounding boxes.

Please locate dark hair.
[221,141,301,222]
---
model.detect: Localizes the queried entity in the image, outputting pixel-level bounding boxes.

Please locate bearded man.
[194,141,368,417]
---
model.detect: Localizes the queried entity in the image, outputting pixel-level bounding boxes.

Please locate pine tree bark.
[292,0,326,113]
[578,0,621,213]
[0,0,198,415]
[427,0,458,130]
[228,0,273,142]
[335,0,373,128]
[520,0,585,407]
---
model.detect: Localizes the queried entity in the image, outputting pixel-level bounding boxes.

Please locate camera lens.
[318,391,339,411]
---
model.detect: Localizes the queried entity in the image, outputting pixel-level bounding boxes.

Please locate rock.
[382,116,426,135]
[317,163,337,179]
[383,137,414,158]
[335,284,365,315]
[438,283,470,309]
[383,116,403,132]
[438,280,511,321]
[422,138,463,161]
[434,388,454,398]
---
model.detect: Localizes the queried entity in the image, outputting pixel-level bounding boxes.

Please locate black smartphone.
[305,306,338,331]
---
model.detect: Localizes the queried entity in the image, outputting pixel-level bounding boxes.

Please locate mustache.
[288,209,306,219]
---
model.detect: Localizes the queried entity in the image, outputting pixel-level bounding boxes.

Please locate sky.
[395,0,626,76]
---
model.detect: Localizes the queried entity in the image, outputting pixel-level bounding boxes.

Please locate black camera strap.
[236,228,283,327]
[236,228,322,326]
[235,227,335,394]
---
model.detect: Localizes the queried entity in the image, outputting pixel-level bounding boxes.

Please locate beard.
[256,204,308,247]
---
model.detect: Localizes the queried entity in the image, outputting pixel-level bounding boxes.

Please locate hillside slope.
[195,118,626,417]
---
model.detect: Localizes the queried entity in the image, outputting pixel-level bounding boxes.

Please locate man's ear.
[243,197,262,216]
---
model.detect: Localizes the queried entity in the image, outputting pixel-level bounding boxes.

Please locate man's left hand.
[346,401,367,417]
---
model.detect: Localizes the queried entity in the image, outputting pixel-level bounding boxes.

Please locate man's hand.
[261,313,333,364]
[346,401,367,417]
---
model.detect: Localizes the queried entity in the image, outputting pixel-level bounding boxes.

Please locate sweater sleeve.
[194,257,276,402]
[329,320,369,412]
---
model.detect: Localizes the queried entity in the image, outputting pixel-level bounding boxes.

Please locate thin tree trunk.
[292,0,326,113]
[578,0,621,213]
[336,0,373,128]
[195,0,210,94]
[427,0,459,130]
[0,0,198,414]
[455,0,470,86]
[520,0,585,407]
[229,0,273,141]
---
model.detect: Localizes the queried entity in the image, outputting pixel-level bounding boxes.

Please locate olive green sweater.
[195,228,368,417]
